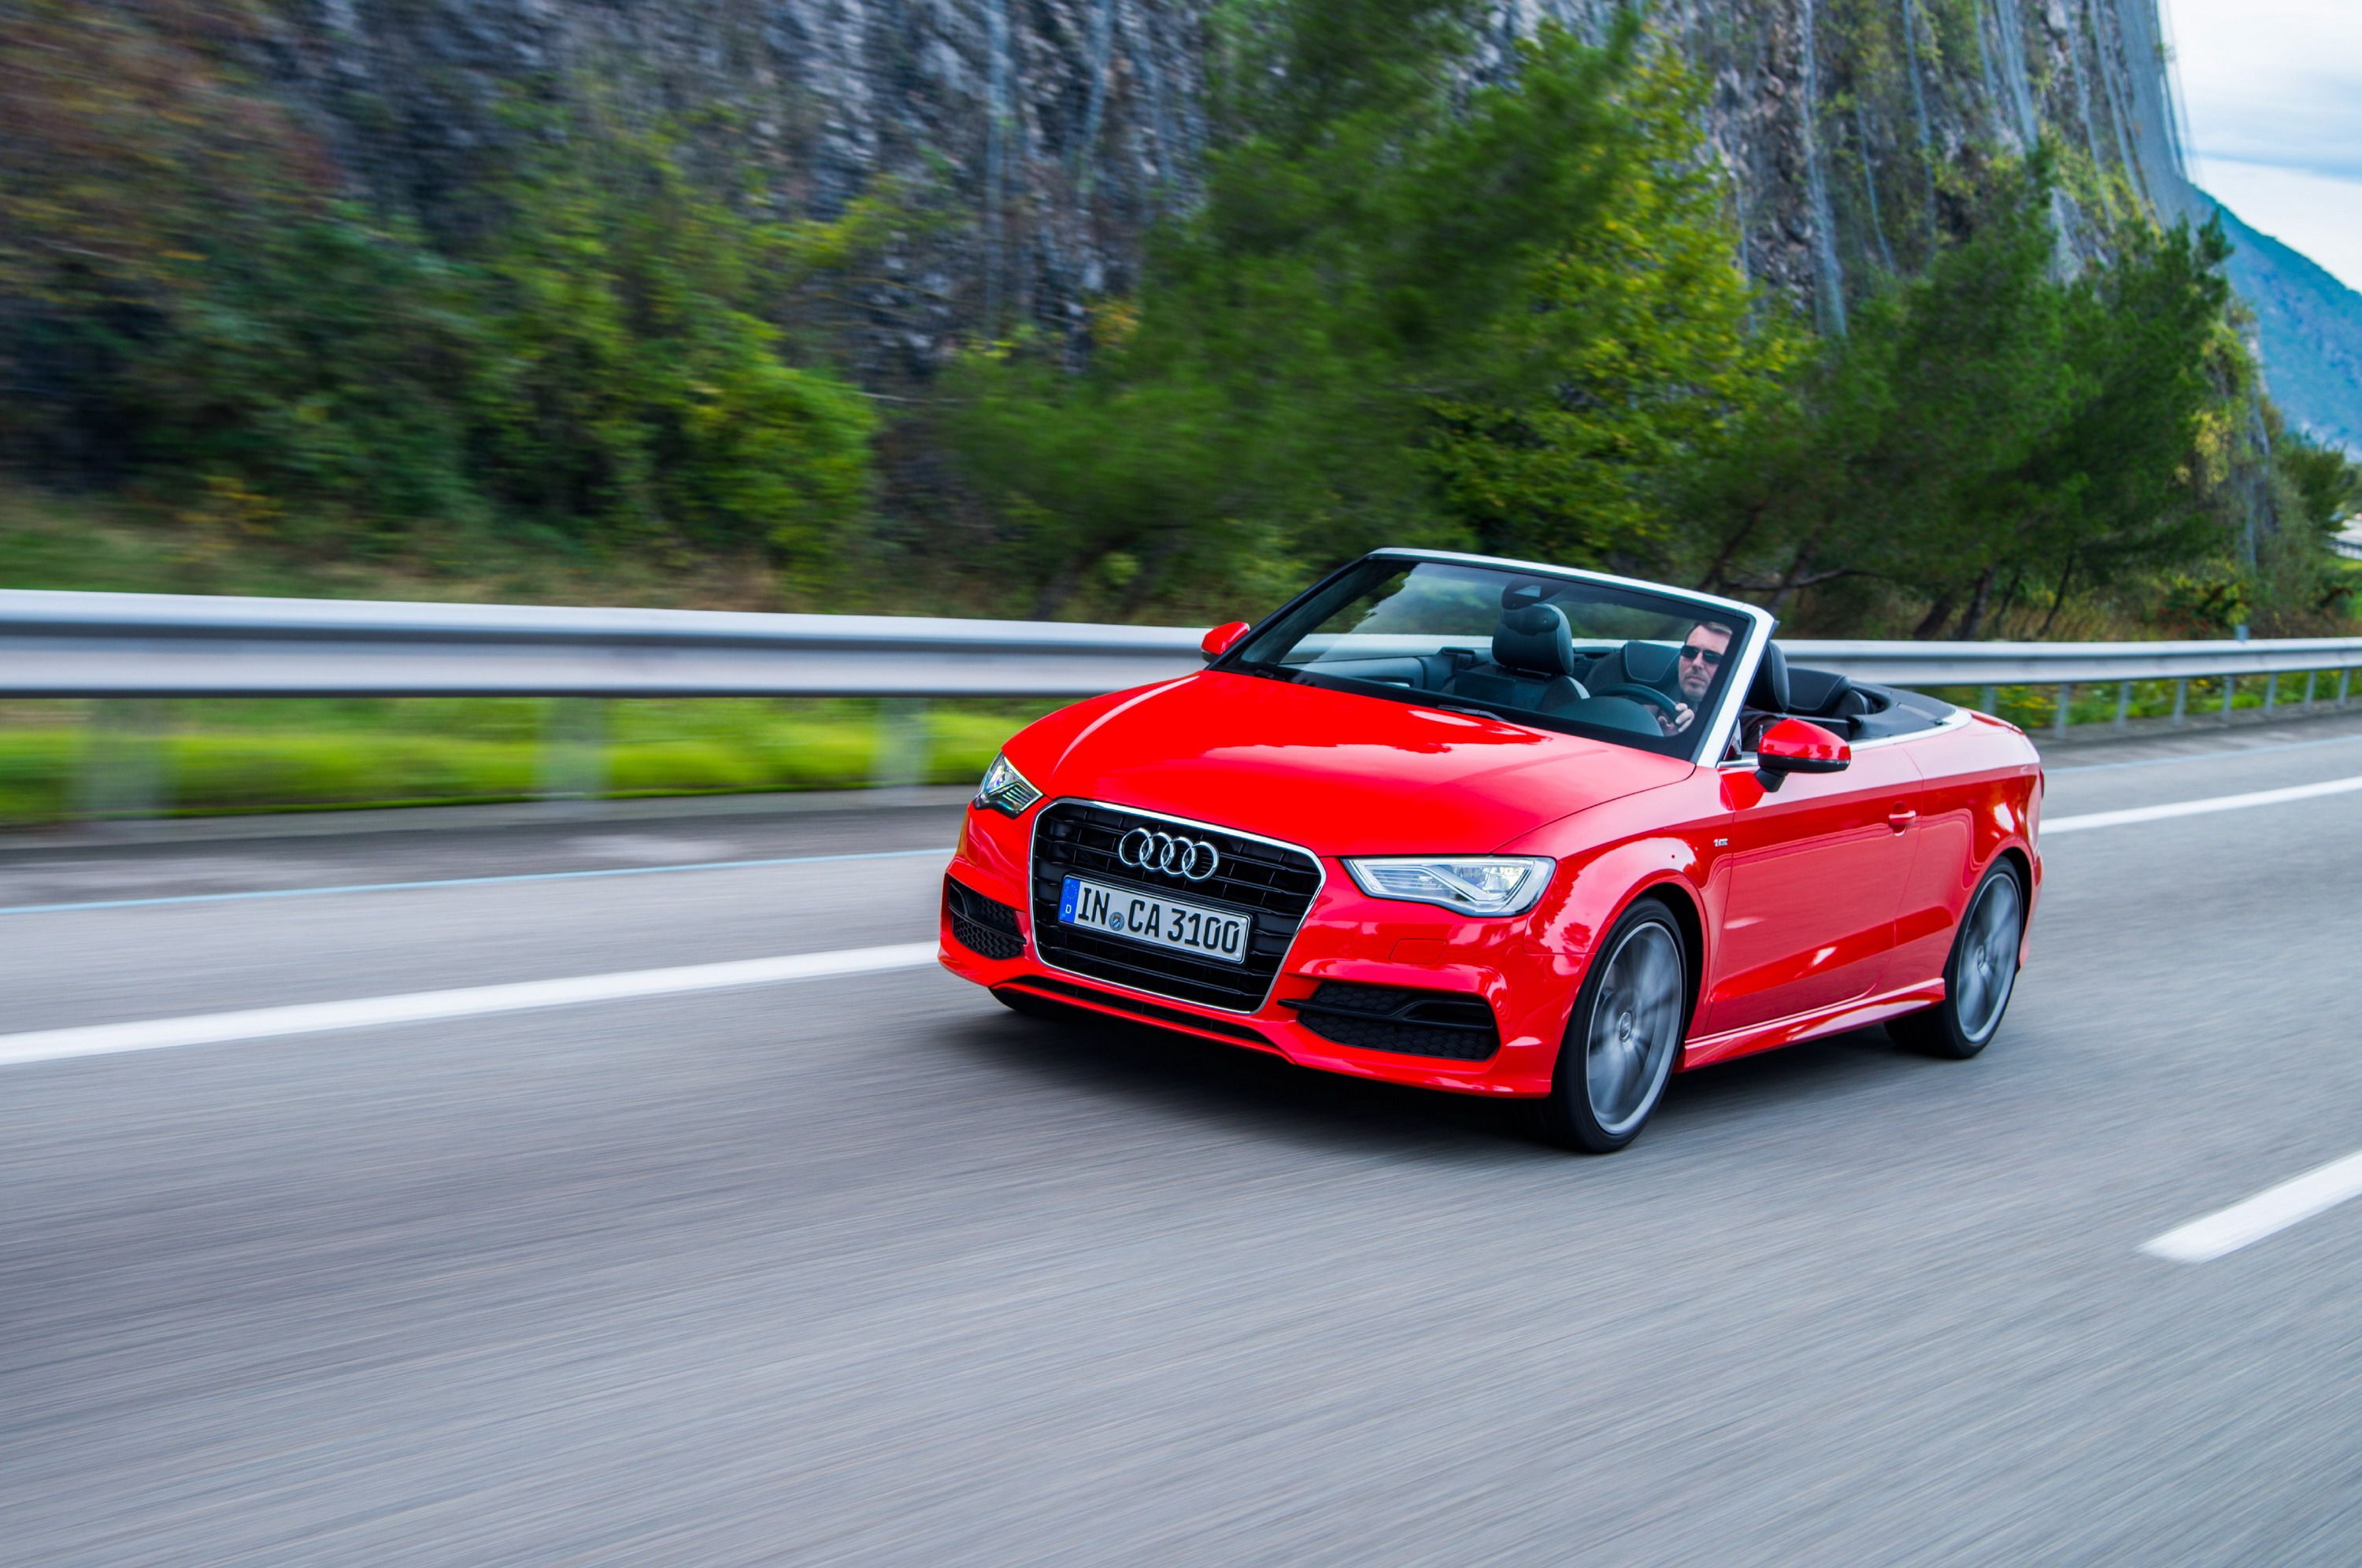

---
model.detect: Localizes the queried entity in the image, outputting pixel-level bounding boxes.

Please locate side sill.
[1681,980,1948,1071]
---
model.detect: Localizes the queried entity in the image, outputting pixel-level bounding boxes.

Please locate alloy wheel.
[1953,872,2023,1045]
[1585,920,1685,1137]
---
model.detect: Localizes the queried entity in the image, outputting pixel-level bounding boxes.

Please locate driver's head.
[1676,622,1733,704]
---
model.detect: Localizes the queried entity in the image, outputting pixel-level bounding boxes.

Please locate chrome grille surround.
[1027,799,1326,1014]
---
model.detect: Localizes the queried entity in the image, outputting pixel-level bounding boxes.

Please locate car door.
[1699,743,1925,1037]
[1884,742,1990,989]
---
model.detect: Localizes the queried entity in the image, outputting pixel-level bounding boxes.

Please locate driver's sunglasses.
[1679,643,1725,668]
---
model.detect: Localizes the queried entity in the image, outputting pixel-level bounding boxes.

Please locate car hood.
[1016,671,1691,855]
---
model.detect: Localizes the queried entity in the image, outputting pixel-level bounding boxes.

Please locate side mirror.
[1755,717,1850,791]
[1200,620,1251,662]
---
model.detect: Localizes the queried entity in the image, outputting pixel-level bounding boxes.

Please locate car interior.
[1288,594,1960,749]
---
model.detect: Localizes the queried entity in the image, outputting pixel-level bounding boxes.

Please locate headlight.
[973,753,1043,817]
[1344,856,1554,916]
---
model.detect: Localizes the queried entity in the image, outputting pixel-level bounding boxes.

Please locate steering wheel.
[1594,682,1682,719]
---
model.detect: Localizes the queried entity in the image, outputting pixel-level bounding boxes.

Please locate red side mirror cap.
[1755,717,1850,788]
[1200,620,1251,662]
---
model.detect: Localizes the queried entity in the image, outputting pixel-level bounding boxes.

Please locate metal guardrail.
[4,587,2360,701]
[0,590,1204,699]
[2,590,2359,809]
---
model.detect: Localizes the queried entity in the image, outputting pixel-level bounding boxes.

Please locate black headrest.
[1783,666,1853,716]
[1492,603,1577,676]
[1747,638,1790,713]
[1595,639,1680,690]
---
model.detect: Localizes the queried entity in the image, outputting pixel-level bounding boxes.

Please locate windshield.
[1220,557,1754,758]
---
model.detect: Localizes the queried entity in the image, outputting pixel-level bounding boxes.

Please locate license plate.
[1058,875,1250,966]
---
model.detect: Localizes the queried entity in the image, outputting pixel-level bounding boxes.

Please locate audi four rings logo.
[1116,827,1220,882]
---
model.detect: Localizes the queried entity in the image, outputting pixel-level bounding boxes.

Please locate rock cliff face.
[259,0,2201,372]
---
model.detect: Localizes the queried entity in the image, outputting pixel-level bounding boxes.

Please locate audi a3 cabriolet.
[939,549,2042,1151]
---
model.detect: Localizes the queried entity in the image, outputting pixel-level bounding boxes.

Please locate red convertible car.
[939,549,2042,1151]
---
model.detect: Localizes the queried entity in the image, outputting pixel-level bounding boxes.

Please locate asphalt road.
[6,713,2362,1563]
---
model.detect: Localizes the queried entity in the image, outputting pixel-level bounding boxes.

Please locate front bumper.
[939,804,1573,1097]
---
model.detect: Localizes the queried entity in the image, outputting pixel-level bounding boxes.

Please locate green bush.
[1,6,880,575]
[468,104,880,571]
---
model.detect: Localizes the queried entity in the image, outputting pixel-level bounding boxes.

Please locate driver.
[1658,620,1733,735]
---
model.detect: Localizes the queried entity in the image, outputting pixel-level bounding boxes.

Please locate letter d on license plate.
[1059,875,1249,965]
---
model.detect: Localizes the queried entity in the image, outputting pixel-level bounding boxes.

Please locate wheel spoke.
[1583,922,1686,1134]
[1954,875,2021,1040]
[1957,959,1987,1023]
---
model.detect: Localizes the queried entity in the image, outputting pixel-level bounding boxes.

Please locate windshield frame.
[1209,549,1779,767]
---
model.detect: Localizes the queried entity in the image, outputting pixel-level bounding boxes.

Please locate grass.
[0,697,1050,825]
[0,486,803,609]
[1925,668,2361,731]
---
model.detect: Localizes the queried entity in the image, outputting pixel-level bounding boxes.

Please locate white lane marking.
[2142,1151,2362,1263]
[0,943,940,1070]
[2045,772,2362,834]
[0,846,952,919]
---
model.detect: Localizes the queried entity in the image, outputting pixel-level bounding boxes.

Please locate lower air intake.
[1285,981,1500,1061]
[945,876,1026,961]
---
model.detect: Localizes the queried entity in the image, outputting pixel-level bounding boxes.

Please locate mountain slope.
[2212,200,2362,454]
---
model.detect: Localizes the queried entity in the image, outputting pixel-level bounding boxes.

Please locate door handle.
[1887,807,1918,833]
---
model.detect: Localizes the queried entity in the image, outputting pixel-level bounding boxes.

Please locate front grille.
[1283,981,1500,1061]
[944,875,1025,961]
[1030,801,1323,1011]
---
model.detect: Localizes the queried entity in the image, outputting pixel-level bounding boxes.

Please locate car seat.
[1446,603,1587,712]
[1583,638,1683,701]
[1783,665,1873,721]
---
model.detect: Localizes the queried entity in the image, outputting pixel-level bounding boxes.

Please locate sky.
[2168,0,2362,293]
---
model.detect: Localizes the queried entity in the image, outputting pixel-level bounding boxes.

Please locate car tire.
[1890,860,2025,1060]
[1530,899,1690,1154]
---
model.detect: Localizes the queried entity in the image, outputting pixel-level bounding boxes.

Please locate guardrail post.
[872,700,931,801]
[538,697,608,808]
[73,698,172,826]
[2171,678,2188,727]
[2222,675,2237,725]
[2053,682,2073,738]
[2342,668,2353,708]
[2304,670,2317,709]
[1979,685,1999,717]
[2264,672,2279,717]
[2113,681,2132,730]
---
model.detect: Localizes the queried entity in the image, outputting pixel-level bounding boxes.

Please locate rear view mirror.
[1201,620,1251,662]
[1755,717,1850,790]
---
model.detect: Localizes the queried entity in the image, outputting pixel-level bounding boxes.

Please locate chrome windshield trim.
[1349,549,1775,769]
[1026,797,1328,1015]
[1365,549,1765,623]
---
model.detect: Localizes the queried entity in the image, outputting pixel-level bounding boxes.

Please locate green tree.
[1425,44,1800,566]
[950,4,1786,616]
[1690,152,2242,638]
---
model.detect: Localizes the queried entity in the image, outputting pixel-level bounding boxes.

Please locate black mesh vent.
[945,875,1025,961]
[1030,802,1322,1011]
[1284,981,1499,1061]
